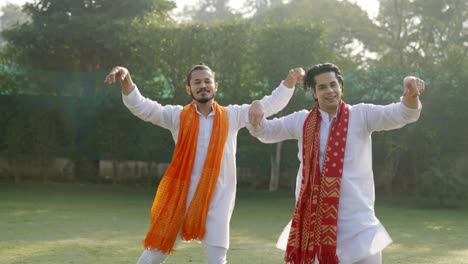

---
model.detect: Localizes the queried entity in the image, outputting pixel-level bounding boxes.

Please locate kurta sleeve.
[230,81,295,130]
[261,81,295,117]
[358,101,421,133]
[248,111,307,143]
[122,85,182,130]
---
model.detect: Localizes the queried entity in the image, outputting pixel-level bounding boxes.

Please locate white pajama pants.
[353,251,382,264]
[136,237,227,264]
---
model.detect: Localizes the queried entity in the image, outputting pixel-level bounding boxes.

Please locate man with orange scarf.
[247,63,424,264]
[104,64,303,264]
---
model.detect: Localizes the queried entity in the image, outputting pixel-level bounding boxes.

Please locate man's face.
[312,71,343,115]
[186,69,218,104]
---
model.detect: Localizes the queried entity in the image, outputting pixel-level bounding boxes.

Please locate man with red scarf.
[247,63,424,264]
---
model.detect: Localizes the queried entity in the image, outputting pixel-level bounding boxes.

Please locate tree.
[1,0,175,183]
[374,0,417,68]
[240,0,283,16]
[0,3,30,46]
[2,0,176,72]
[372,0,468,200]
[184,0,241,24]
[250,0,381,65]
[375,0,467,69]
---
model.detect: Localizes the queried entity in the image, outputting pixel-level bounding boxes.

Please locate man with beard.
[247,63,424,264]
[104,64,304,264]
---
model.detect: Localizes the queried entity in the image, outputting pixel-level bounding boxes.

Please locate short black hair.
[186,64,215,86]
[303,63,344,92]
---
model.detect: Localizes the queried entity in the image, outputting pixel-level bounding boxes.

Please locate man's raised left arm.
[401,76,425,109]
[248,68,305,128]
[365,76,425,132]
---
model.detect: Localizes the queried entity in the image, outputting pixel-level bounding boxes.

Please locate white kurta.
[248,101,421,263]
[122,82,294,249]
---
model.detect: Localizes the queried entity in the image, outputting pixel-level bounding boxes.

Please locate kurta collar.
[193,103,215,117]
[318,108,337,123]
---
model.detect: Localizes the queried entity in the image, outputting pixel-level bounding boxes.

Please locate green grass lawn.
[1,182,467,264]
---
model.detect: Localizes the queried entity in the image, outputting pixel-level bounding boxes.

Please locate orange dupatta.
[143,101,228,253]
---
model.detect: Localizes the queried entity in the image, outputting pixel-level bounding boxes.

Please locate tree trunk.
[112,160,119,185]
[269,141,283,192]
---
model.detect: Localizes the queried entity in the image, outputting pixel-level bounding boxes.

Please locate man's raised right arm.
[104,66,181,129]
[104,66,135,95]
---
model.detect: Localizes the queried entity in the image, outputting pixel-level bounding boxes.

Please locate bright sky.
[0,0,28,8]
[172,0,379,19]
[0,0,379,19]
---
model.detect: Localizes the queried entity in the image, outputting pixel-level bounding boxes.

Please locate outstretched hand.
[284,67,305,89]
[249,100,264,129]
[104,66,135,95]
[403,76,425,98]
[104,66,131,85]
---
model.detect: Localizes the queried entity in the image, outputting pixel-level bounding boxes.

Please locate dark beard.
[195,97,212,103]
[190,91,214,104]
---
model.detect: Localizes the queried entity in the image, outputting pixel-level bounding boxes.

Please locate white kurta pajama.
[248,101,421,263]
[122,82,294,249]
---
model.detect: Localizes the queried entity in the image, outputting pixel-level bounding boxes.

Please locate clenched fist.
[403,76,425,98]
[248,100,264,129]
[284,67,305,89]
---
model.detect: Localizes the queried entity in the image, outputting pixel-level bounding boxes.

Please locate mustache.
[197,88,209,94]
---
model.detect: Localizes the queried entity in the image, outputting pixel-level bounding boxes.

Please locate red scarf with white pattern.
[285,101,349,264]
